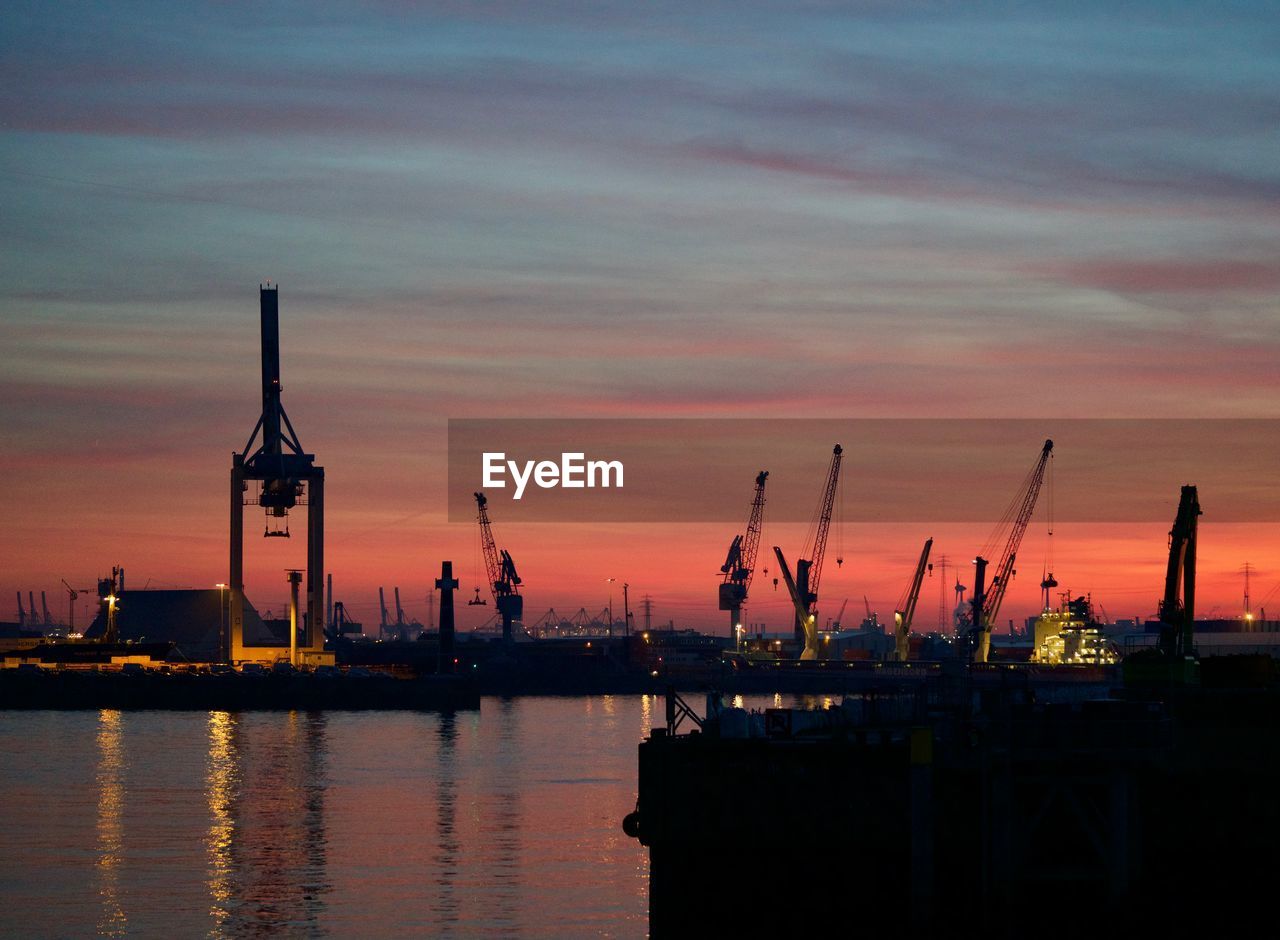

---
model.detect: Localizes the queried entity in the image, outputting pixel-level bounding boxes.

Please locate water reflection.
[639,693,653,739]
[3,700,654,936]
[488,699,523,935]
[431,712,460,931]
[95,709,126,937]
[206,711,239,933]
[204,711,331,937]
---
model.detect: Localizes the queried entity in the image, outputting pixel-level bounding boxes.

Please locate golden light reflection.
[639,693,652,738]
[731,694,745,710]
[95,709,126,937]
[206,711,239,934]
[602,694,616,716]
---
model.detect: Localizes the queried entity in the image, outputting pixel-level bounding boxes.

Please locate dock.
[628,679,1280,936]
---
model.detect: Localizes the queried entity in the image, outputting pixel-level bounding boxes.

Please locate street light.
[216,583,228,664]
[605,578,616,638]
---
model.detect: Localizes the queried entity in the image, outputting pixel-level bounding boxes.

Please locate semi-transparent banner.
[447,419,1278,522]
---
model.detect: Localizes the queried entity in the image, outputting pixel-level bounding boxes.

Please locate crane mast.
[719,470,768,638]
[894,538,933,662]
[970,439,1053,663]
[1158,485,1201,660]
[475,491,523,644]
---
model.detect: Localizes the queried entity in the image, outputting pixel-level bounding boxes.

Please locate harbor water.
[0,696,692,937]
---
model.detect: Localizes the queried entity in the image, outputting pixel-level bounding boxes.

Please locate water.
[0,696,671,938]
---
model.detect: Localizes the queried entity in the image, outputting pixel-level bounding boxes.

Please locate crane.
[719,470,769,638]
[829,598,849,630]
[774,443,843,659]
[1158,485,1201,660]
[967,439,1053,663]
[378,587,390,640]
[893,538,933,662]
[475,491,523,644]
[773,548,817,660]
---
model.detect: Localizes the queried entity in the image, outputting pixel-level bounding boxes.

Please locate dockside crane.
[829,598,849,630]
[774,550,818,661]
[1158,485,1201,660]
[967,439,1053,663]
[61,580,87,632]
[893,538,933,662]
[719,470,769,638]
[475,491,523,644]
[774,444,843,659]
[378,587,390,640]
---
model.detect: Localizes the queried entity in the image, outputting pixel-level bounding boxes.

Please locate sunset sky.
[2,1,1277,632]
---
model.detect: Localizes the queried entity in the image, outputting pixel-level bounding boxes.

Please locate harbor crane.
[775,444,843,659]
[828,598,849,630]
[893,538,933,662]
[475,491,523,644]
[1157,485,1201,660]
[394,586,408,638]
[229,286,325,664]
[967,439,1053,663]
[774,549,817,660]
[718,470,768,639]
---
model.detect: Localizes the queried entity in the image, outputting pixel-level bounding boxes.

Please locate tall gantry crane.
[893,538,934,662]
[229,286,325,664]
[1158,485,1201,660]
[475,491,523,643]
[718,470,768,638]
[775,444,843,659]
[968,439,1054,663]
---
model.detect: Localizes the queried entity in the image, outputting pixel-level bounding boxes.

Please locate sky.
[1,1,1278,632]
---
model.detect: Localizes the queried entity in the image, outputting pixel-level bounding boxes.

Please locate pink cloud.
[1038,258,1280,294]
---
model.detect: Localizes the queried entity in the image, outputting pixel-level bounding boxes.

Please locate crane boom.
[475,491,523,643]
[804,445,843,608]
[894,538,933,662]
[971,439,1053,663]
[774,546,817,660]
[719,471,768,635]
